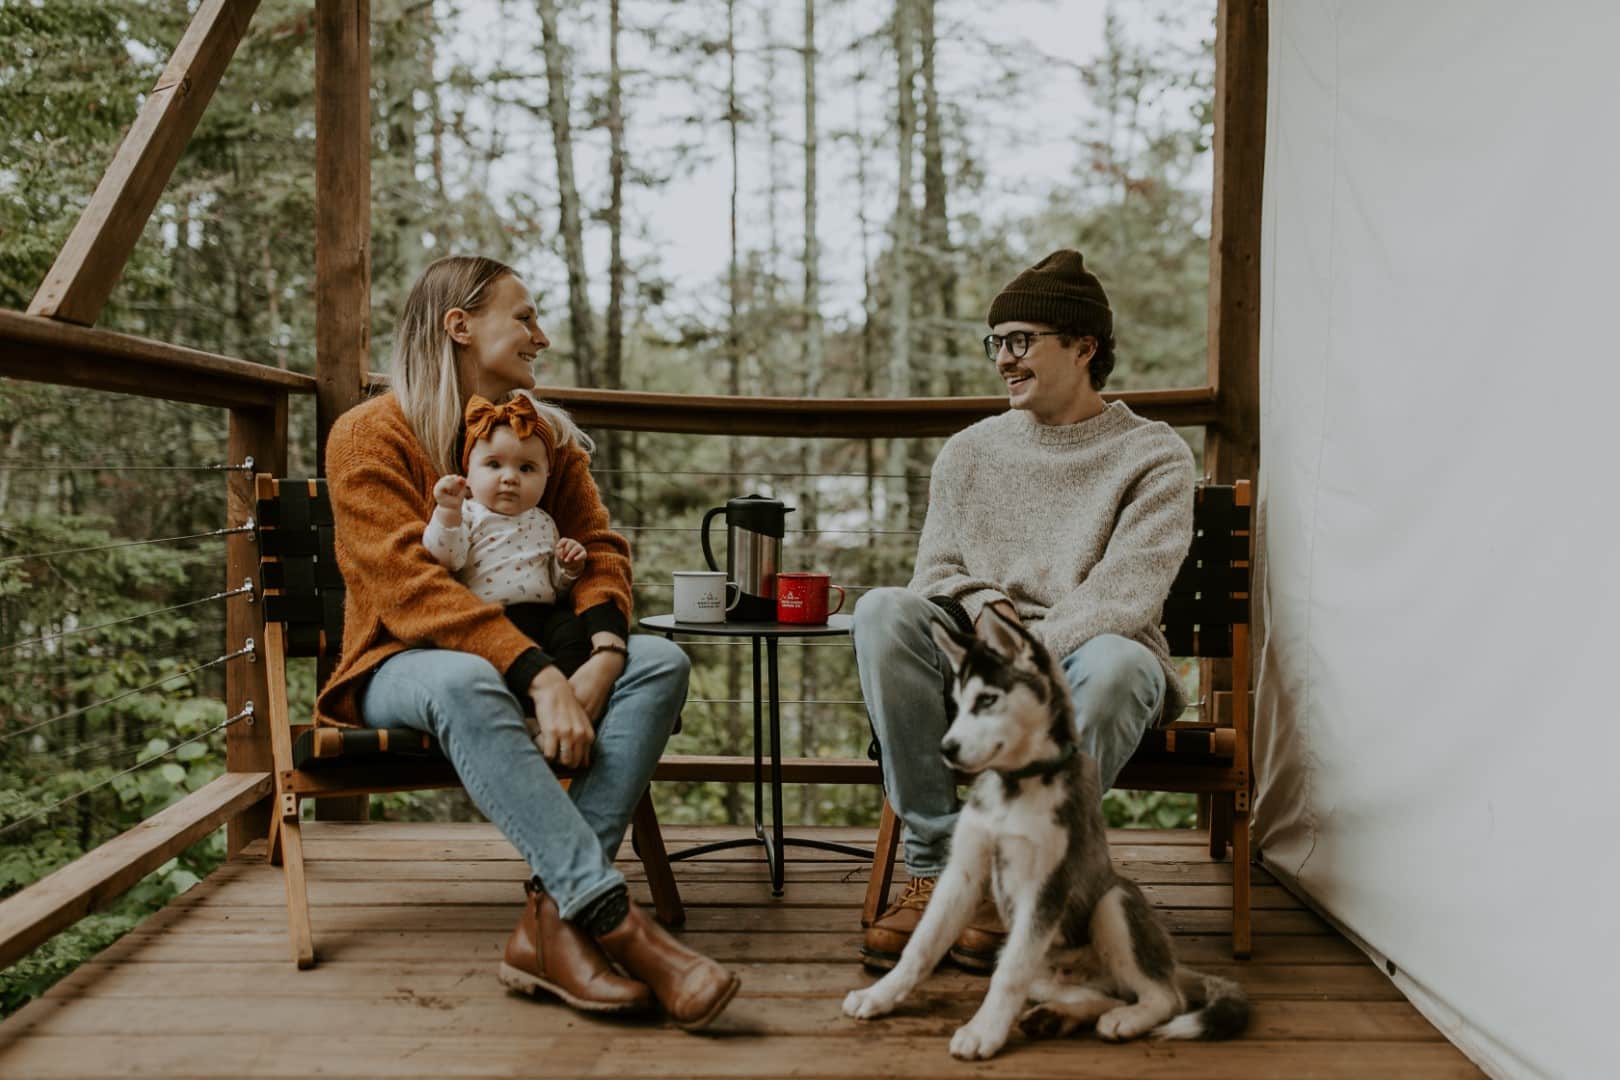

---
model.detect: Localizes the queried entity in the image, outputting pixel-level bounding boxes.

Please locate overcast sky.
[441,0,1209,327]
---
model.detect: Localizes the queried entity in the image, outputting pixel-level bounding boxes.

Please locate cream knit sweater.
[910,401,1196,719]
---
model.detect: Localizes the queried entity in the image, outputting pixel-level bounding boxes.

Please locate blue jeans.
[852,587,1165,879]
[359,636,689,920]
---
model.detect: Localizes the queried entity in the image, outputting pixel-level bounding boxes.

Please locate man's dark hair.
[1056,327,1116,391]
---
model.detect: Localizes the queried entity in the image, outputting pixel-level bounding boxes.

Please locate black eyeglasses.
[983,331,1063,361]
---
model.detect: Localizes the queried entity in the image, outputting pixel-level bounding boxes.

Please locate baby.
[423,391,596,708]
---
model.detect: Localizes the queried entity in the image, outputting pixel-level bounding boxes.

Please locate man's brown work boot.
[499,882,654,1013]
[597,903,741,1031]
[947,897,1008,973]
[860,876,935,970]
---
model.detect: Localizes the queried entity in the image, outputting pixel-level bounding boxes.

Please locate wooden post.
[226,397,288,855]
[1203,0,1266,863]
[28,0,261,325]
[1206,0,1266,487]
[314,0,371,821]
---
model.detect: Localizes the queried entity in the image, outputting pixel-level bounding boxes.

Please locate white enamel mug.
[672,571,740,624]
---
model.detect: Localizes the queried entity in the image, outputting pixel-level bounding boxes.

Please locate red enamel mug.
[776,572,846,624]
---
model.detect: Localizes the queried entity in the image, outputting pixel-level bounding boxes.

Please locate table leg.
[660,625,873,878]
[766,638,787,895]
[665,631,767,866]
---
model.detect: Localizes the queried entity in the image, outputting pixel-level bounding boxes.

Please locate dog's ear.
[930,620,971,670]
[979,604,1035,665]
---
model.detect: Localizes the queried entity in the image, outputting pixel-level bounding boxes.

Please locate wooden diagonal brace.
[27,0,262,326]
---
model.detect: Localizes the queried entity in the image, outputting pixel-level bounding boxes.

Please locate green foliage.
[1103,790,1198,830]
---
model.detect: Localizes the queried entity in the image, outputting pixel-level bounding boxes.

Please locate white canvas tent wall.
[1253,3,1620,1077]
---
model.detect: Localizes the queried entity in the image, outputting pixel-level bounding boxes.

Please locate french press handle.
[700,506,725,572]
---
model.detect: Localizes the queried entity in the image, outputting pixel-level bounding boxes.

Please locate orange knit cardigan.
[315,392,633,728]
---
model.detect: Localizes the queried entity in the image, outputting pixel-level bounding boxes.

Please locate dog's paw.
[842,985,896,1021]
[1018,1003,1080,1041]
[949,1019,1009,1060]
[1096,1005,1153,1043]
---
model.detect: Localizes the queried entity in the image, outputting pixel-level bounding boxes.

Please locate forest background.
[0,0,1216,1012]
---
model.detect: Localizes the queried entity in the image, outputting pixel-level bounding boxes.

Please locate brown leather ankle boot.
[499,882,653,1013]
[597,903,740,1030]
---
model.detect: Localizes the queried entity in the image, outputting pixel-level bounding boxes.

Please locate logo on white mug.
[673,571,740,624]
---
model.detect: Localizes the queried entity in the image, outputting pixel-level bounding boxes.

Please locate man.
[851,250,1195,971]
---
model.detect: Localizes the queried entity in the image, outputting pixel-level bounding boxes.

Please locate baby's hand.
[555,537,587,573]
[433,474,468,510]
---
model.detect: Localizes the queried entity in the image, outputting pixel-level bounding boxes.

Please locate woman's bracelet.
[590,643,630,660]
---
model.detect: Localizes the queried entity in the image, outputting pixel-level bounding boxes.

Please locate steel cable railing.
[593,467,926,481]
[0,580,253,654]
[0,640,256,744]
[0,702,256,839]
[0,459,254,474]
[0,521,253,566]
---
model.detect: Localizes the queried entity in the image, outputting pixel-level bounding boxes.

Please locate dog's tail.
[1153,968,1249,1040]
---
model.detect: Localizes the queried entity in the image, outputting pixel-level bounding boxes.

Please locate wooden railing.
[0,309,1233,973]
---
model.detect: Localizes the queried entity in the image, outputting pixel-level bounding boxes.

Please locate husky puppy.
[843,608,1248,1059]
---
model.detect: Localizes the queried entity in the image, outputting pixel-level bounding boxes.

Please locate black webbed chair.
[253,475,684,968]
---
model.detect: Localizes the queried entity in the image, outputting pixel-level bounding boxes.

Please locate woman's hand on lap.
[530,666,595,768]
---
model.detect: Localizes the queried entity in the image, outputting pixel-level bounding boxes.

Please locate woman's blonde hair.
[390,255,516,476]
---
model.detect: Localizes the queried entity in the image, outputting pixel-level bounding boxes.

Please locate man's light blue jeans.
[359,636,689,921]
[852,587,1165,879]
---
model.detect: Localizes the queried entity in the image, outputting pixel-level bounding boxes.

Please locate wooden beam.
[1202,0,1266,739]
[226,406,288,853]
[0,771,272,970]
[652,755,882,786]
[26,0,263,325]
[0,309,315,408]
[314,0,371,469]
[313,0,372,823]
[1206,0,1267,487]
[362,374,1219,438]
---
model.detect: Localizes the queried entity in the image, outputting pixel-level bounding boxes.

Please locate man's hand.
[975,600,1021,634]
[529,665,595,768]
[569,633,628,723]
[554,537,587,575]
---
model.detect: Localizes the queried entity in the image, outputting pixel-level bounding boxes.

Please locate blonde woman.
[319,255,739,1029]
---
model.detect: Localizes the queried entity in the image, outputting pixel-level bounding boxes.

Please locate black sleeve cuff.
[927,594,974,636]
[504,646,554,699]
[580,601,629,641]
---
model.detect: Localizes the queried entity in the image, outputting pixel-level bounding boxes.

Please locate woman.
[318,255,739,1030]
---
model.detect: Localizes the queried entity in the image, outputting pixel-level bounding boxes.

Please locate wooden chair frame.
[860,480,1255,957]
[255,476,683,969]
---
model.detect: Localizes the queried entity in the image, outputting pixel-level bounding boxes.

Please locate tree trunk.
[723,0,743,826]
[919,0,956,396]
[888,0,917,530]
[602,0,626,476]
[262,234,285,370]
[852,55,880,542]
[426,29,447,203]
[761,3,781,397]
[536,0,597,387]
[0,422,22,520]
[797,0,822,823]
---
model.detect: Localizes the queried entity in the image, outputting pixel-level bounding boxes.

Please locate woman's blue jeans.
[359,635,689,921]
[852,587,1165,879]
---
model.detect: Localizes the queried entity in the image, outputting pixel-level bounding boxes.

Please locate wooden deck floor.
[0,822,1481,1078]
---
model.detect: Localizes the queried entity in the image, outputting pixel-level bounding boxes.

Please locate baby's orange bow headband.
[462,394,557,474]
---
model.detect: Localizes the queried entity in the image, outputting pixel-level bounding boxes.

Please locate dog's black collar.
[997,741,1078,782]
